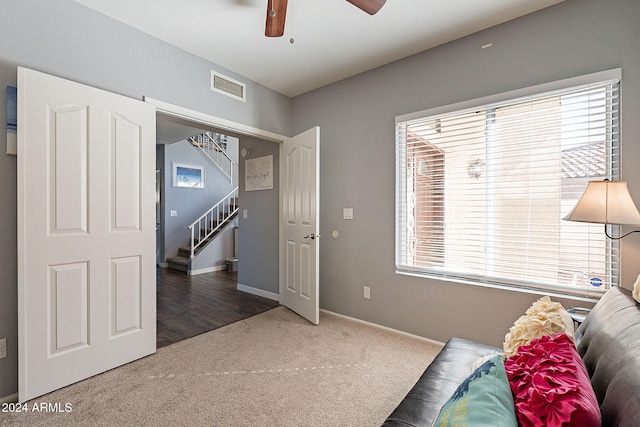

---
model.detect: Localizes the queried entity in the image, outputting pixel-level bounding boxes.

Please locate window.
[395,70,621,298]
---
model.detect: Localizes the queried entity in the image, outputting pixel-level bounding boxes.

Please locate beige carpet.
[1,307,441,427]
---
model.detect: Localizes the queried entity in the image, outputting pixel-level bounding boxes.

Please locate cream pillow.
[633,274,640,303]
[503,296,575,357]
[525,296,575,339]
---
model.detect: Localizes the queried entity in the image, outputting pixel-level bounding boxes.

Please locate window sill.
[396,269,604,304]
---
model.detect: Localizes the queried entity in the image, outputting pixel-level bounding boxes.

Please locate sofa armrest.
[382,337,500,427]
[575,286,640,427]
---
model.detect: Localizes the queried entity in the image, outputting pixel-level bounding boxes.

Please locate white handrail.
[204,132,235,167]
[188,187,239,259]
[189,132,235,184]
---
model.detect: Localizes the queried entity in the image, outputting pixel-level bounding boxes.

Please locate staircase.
[167,187,239,274]
[188,131,235,184]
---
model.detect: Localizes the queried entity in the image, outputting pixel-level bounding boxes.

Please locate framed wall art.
[245,155,273,191]
[172,162,205,189]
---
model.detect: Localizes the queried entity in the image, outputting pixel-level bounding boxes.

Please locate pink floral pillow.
[504,333,600,427]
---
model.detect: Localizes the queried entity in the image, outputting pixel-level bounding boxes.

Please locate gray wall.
[0,79,17,400]
[0,0,291,399]
[292,0,640,346]
[237,137,280,295]
[0,1,292,136]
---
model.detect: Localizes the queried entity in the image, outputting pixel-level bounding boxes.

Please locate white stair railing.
[189,131,235,184]
[188,187,239,259]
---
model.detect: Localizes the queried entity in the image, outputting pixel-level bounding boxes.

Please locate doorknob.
[304,233,321,240]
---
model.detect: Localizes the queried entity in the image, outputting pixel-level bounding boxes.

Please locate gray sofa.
[382,286,640,427]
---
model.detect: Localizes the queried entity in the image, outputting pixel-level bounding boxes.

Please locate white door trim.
[143,97,287,143]
[144,97,289,305]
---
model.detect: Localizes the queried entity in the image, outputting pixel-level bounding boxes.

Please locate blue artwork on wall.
[6,86,17,155]
[172,162,205,189]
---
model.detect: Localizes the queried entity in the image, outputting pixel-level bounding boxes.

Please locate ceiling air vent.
[211,71,246,102]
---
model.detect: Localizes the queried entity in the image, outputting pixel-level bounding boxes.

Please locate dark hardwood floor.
[156,267,280,348]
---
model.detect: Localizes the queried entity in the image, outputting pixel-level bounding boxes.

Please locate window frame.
[395,69,622,300]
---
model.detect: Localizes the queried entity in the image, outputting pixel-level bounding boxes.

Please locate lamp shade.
[564,181,640,226]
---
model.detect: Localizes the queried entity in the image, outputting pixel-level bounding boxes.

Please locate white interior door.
[281,127,320,324]
[17,67,156,401]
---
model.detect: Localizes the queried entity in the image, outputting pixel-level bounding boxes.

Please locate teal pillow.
[433,355,517,427]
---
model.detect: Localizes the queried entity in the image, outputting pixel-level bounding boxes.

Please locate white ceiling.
[74,0,565,98]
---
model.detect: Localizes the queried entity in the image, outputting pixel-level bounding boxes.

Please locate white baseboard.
[1,393,18,404]
[320,309,445,347]
[7,132,17,155]
[188,265,226,276]
[237,283,280,301]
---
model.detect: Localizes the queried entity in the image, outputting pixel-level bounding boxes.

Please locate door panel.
[49,105,89,234]
[18,67,156,401]
[111,256,142,336]
[300,243,312,299]
[111,113,142,231]
[300,145,312,225]
[50,262,89,354]
[280,127,319,324]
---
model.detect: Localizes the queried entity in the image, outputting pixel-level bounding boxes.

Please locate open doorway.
[154,111,283,347]
[156,117,239,276]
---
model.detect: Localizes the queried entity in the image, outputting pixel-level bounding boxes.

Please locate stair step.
[167,256,190,273]
[177,213,238,262]
[178,246,198,257]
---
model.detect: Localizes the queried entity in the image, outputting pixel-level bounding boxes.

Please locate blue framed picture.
[172,162,205,189]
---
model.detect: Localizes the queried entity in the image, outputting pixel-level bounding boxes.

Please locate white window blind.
[395,71,621,298]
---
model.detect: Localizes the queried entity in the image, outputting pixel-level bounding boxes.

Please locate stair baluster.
[188,187,239,260]
[188,131,235,184]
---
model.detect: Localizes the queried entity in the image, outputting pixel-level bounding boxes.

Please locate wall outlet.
[0,339,6,359]
[363,286,371,299]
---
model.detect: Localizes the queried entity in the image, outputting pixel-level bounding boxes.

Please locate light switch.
[170,210,177,217]
[243,209,248,219]
[343,208,354,220]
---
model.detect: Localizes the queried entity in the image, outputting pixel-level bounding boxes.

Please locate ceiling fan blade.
[346,0,386,15]
[265,0,288,37]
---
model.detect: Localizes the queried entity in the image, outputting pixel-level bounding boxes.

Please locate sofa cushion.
[432,355,517,427]
[505,333,600,427]
[575,286,640,427]
[382,338,500,427]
